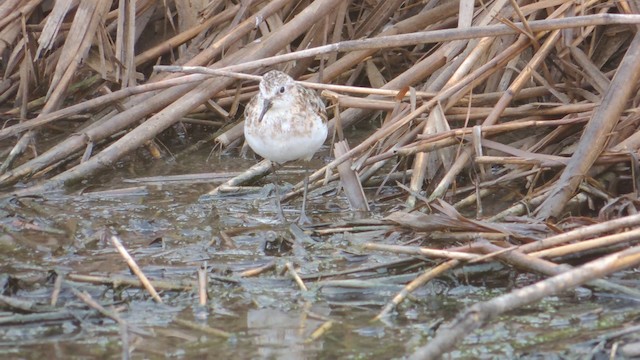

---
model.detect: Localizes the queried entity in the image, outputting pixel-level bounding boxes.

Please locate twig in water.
[109,235,163,303]
[285,262,308,291]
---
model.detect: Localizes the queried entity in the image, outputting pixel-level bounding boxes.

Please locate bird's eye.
[279,86,285,94]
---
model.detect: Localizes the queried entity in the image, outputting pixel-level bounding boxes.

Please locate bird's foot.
[273,198,287,223]
[296,210,312,226]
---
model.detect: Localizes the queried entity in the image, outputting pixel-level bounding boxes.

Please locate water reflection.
[247,308,325,359]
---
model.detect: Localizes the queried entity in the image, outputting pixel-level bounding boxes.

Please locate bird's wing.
[244,94,259,126]
[301,86,328,123]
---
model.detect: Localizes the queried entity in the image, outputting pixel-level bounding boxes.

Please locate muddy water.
[1,142,639,359]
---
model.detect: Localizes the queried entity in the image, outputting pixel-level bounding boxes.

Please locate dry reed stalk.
[0,74,203,141]
[212,1,460,151]
[536,31,640,218]
[208,160,272,196]
[0,0,40,57]
[2,2,640,269]
[239,261,276,278]
[210,14,640,76]
[109,235,163,303]
[368,211,640,319]
[427,6,577,202]
[296,34,528,202]
[334,140,369,212]
[363,243,479,260]
[134,5,239,67]
[522,213,640,252]
[409,244,640,359]
[285,262,308,292]
[197,262,207,307]
[2,0,338,193]
[3,1,247,182]
[66,273,196,291]
[374,259,460,321]
[70,287,128,327]
[305,320,334,343]
[530,227,640,258]
[394,116,589,158]
[407,0,512,207]
[473,241,640,296]
[370,238,640,329]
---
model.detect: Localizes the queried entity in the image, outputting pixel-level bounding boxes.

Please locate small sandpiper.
[244,70,328,224]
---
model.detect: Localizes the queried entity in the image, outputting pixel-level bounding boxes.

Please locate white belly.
[244,108,328,164]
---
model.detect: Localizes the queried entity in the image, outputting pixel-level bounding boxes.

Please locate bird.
[243,70,328,224]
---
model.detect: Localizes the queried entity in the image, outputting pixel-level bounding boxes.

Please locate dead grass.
[3,1,640,357]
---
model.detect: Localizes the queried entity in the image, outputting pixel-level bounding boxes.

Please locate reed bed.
[2,0,640,357]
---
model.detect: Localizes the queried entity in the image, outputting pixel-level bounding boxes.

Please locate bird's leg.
[271,162,287,223]
[297,168,312,225]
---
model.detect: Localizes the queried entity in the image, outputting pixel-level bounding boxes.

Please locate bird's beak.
[258,99,272,123]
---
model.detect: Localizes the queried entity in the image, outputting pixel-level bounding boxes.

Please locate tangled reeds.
[1,1,639,220]
[3,0,640,357]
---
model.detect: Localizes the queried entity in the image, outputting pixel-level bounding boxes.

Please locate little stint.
[244,70,328,224]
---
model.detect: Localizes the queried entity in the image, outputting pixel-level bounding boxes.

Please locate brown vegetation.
[2,0,640,357]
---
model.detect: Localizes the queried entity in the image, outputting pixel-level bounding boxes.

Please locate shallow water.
[1,139,639,359]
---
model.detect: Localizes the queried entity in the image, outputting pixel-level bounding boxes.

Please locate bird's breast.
[244,108,328,163]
